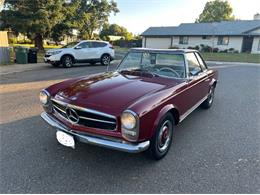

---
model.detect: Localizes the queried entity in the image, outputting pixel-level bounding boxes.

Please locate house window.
[202,36,210,40]
[217,36,229,45]
[179,36,189,44]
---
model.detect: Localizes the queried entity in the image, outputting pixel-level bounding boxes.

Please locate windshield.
[117,51,186,79]
[62,41,79,48]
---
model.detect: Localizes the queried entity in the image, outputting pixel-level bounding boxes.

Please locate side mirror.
[74,46,82,50]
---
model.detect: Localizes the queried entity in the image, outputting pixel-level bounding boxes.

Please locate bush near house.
[112,39,142,48]
[170,44,240,53]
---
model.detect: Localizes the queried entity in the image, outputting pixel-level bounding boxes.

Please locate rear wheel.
[201,86,215,109]
[62,55,74,68]
[148,113,174,160]
[101,54,110,66]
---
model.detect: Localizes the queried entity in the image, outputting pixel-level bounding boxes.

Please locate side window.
[217,36,229,45]
[186,52,202,76]
[194,52,207,71]
[78,42,91,49]
[93,42,107,48]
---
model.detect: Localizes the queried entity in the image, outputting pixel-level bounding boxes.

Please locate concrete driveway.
[0,61,259,193]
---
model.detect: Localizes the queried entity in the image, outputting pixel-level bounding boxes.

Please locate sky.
[109,0,260,35]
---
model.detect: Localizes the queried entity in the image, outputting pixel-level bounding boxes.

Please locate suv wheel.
[147,113,174,160]
[101,54,110,66]
[62,55,74,68]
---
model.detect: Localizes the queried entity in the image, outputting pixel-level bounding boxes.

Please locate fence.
[0,31,10,64]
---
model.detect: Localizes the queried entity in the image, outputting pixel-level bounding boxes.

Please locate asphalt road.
[0,61,259,193]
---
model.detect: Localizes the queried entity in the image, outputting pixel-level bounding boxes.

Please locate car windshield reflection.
[117,51,186,79]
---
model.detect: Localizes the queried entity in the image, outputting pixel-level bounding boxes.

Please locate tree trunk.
[34,33,44,50]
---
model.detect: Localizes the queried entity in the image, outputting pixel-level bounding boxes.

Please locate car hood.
[46,48,70,53]
[54,71,182,115]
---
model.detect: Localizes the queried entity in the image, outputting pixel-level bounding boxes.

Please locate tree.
[1,0,119,49]
[76,0,119,39]
[50,0,81,43]
[100,23,133,40]
[196,0,235,23]
[1,0,64,50]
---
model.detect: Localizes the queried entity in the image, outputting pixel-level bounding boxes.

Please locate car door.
[92,42,107,59]
[185,52,209,109]
[74,42,96,60]
[194,52,211,94]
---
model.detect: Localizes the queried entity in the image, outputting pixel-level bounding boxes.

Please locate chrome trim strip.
[52,98,116,119]
[53,104,66,114]
[179,94,208,122]
[79,116,116,124]
[41,112,150,153]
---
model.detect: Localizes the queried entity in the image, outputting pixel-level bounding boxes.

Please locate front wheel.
[201,86,215,109]
[100,54,111,66]
[62,55,74,68]
[147,113,174,160]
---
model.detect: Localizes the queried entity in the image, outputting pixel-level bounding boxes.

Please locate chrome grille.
[51,99,117,130]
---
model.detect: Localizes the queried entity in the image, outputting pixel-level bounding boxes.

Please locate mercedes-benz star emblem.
[65,107,79,124]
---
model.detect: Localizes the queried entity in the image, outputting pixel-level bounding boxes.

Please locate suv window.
[194,52,207,71]
[92,42,107,48]
[186,52,202,76]
[78,42,91,48]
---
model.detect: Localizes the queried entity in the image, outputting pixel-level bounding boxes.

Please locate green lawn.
[201,52,260,64]
[114,48,259,64]
[10,43,61,49]
[6,44,60,64]
[3,45,260,65]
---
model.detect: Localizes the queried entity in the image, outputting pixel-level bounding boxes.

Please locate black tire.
[61,55,74,68]
[100,54,111,66]
[147,113,174,160]
[201,86,215,109]
[51,62,60,67]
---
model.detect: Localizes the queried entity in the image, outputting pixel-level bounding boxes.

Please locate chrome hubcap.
[102,56,110,65]
[208,88,214,104]
[158,120,172,152]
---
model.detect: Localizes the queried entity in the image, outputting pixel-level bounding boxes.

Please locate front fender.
[148,104,178,139]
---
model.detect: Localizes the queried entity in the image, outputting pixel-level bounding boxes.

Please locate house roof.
[141,20,260,36]
[130,48,197,54]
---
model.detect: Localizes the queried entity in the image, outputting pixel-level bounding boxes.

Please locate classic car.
[40,48,218,160]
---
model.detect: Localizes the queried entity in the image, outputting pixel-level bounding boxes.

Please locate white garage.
[143,37,172,49]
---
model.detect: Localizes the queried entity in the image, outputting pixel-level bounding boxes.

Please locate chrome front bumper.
[41,112,150,153]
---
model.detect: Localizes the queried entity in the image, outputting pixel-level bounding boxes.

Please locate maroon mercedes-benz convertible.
[40,48,218,159]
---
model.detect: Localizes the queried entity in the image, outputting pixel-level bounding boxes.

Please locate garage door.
[145,37,171,49]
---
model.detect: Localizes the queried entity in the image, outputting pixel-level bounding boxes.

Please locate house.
[141,19,260,54]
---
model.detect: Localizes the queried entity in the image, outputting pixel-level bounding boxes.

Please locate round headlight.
[39,91,49,105]
[121,111,137,129]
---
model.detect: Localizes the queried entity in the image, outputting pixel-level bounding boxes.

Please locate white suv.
[44,40,115,68]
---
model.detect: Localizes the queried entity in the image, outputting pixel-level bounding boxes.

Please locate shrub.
[195,45,200,50]
[9,37,17,44]
[201,45,212,52]
[213,48,219,53]
[169,46,179,49]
